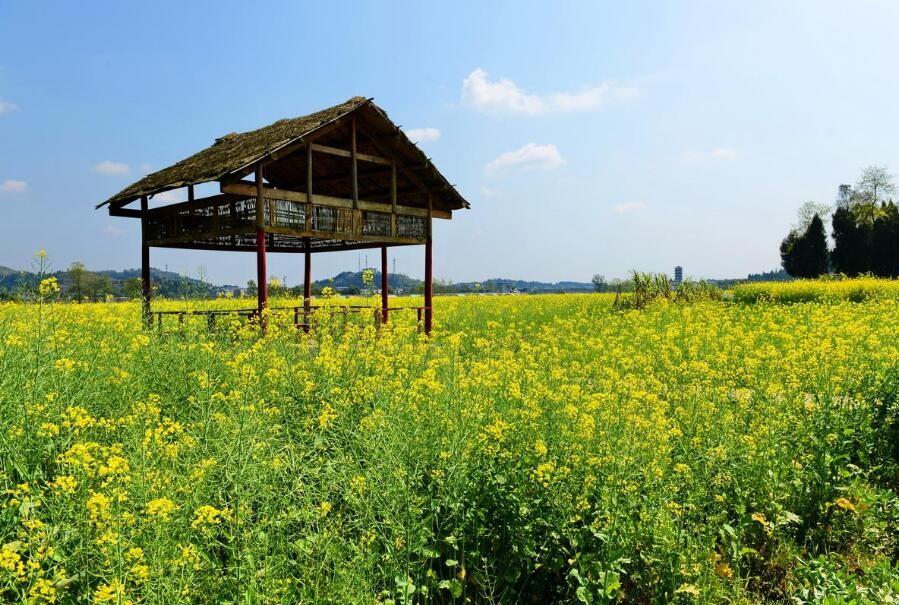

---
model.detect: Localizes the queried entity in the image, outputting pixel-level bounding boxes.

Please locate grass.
[0,287,897,603]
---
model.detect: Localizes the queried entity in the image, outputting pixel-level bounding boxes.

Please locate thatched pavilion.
[97,97,469,333]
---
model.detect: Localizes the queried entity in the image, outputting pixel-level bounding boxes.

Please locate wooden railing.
[152,305,431,334]
[147,192,430,246]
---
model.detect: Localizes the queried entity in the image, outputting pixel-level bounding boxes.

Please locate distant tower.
[674,266,683,285]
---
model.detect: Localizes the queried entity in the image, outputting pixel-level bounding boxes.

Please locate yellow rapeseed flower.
[191,505,226,528]
[146,497,177,520]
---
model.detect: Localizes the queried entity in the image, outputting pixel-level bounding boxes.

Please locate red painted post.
[255,167,268,333]
[424,238,433,335]
[256,227,267,317]
[381,246,389,324]
[303,237,311,333]
[140,195,152,329]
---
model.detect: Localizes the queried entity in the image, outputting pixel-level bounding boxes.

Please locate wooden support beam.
[148,225,425,248]
[188,185,195,203]
[305,144,313,231]
[109,207,142,218]
[391,162,397,236]
[390,163,398,213]
[145,193,243,217]
[152,239,420,254]
[350,117,359,210]
[140,196,152,329]
[309,143,392,166]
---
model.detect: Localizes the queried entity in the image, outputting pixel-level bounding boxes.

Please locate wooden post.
[255,167,268,332]
[350,116,359,236]
[350,117,359,209]
[424,193,433,335]
[140,195,152,329]
[303,237,311,333]
[390,162,397,237]
[305,144,313,230]
[381,246,389,324]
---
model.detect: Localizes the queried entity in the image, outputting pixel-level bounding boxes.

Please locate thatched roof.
[98,97,468,211]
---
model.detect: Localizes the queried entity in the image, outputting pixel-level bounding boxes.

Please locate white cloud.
[485,143,565,174]
[480,185,500,197]
[462,68,639,115]
[0,179,27,193]
[404,127,441,143]
[612,201,647,214]
[92,160,131,175]
[680,148,738,164]
[0,98,18,116]
[101,224,124,236]
[152,190,181,203]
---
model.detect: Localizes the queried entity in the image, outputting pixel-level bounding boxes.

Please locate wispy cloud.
[0,98,18,116]
[612,201,647,214]
[485,143,565,174]
[480,185,501,197]
[404,127,441,143]
[0,179,27,193]
[680,148,738,164]
[462,68,639,115]
[92,160,131,176]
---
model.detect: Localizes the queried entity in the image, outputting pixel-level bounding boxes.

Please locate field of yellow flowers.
[733,276,899,304]
[1,289,898,603]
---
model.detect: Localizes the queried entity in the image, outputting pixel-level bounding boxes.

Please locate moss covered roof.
[98,97,467,211]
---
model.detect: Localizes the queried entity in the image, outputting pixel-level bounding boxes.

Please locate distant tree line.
[0,262,219,301]
[780,166,899,278]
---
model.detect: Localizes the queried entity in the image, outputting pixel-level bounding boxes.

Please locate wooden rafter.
[310,143,391,166]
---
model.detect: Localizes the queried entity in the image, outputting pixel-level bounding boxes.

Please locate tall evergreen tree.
[801,214,829,277]
[872,201,899,277]
[780,229,800,277]
[831,205,870,275]
[781,214,829,278]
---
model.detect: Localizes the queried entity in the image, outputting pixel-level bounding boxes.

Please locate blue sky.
[2,1,898,285]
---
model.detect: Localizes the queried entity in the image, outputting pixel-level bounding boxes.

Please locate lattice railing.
[396,214,426,239]
[146,194,429,245]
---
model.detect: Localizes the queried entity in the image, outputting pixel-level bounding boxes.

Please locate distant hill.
[0,265,215,300]
[315,272,595,294]
[0,263,796,300]
[450,278,594,293]
[315,270,422,293]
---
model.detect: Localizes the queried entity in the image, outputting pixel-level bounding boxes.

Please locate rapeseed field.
[0,289,897,603]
